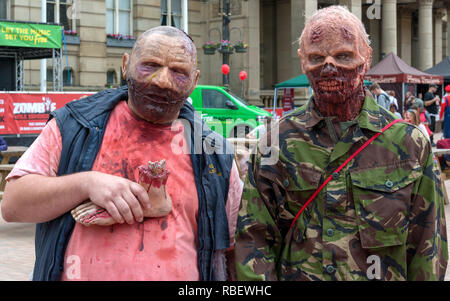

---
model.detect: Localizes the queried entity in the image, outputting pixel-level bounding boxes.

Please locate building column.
[261,0,276,89]
[78,0,107,88]
[447,6,450,56]
[418,0,434,70]
[434,9,445,64]
[444,18,447,58]
[399,7,412,65]
[291,0,317,78]
[339,0,362,20]
[246,0,261,105]
[369,18,381,65]
[381,0,397,56]
[133,0,161,38]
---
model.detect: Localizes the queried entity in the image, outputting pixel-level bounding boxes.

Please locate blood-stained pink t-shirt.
[7,100,242,281]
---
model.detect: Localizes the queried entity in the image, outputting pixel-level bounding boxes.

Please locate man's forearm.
[424,99,434,106]
[1,173,91,223]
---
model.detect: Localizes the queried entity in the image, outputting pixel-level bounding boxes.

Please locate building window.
[63,68,73,86]
[47,0,74,31]
[161,0,182,28]
[48,68,72,86]
[0,0,9,20]
[106,70,117,86]
[46,68,53,82]
[107,0,133,35]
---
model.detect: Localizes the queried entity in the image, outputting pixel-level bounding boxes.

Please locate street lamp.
[221,0,230,86]
[201,0,247,87]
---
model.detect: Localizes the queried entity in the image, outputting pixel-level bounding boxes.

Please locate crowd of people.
[370,83,450,146]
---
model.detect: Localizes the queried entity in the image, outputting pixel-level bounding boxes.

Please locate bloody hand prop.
[71,159,172,226]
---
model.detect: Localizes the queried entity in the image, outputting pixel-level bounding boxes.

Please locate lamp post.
[203,1,247,87]
[222,0,230,86]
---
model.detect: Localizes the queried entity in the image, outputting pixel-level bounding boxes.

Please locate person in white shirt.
[387,90,398,110]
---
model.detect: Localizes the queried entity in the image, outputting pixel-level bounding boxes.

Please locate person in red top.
[440,85,450,139]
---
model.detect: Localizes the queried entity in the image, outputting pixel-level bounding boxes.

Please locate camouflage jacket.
[235,95,448,281]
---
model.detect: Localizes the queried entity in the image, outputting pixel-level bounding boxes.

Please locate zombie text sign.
[0,92,94,135]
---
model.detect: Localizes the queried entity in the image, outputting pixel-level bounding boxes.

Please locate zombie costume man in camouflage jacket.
[235,6,448,281]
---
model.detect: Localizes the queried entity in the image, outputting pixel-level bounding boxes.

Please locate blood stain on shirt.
[121,160,130,179]
[155,247,177,261]
[138,221,145,252]
[161,219,168,231]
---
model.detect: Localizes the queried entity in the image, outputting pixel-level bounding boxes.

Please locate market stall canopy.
[365,52,443,85]
[425,57,450,81]
[275,74,310,88]
[0,20,62,59]
[275,74,371,88]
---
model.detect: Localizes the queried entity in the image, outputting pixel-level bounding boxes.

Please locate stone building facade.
[2,0,450,106]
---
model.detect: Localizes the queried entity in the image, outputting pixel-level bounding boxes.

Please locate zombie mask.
[298,6,372,120]
[124,31,199,124]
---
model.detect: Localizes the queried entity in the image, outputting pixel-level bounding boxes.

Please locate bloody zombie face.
[123,28,200,124]
[298,6,372,120]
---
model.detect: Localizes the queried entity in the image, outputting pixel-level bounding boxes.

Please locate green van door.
[189,85,271,138]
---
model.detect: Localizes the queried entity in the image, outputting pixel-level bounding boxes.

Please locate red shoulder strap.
[288,119,403,232]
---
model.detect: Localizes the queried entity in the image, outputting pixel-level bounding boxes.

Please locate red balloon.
[221,64,230,75]
[239,71,247,80]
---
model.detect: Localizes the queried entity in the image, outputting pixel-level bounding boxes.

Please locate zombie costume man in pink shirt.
[1,26,242,281]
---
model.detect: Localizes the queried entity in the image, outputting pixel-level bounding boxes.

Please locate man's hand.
[435,96,440,105]
[1,171,150,224]
[425,97,438,107]
[85,171,151,224]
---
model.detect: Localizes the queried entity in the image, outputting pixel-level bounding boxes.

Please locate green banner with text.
[0,21,62,49]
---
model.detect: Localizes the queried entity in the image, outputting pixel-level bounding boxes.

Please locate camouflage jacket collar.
[305,93,383,133]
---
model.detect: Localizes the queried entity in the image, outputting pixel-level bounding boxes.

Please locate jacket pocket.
[281,165,322,240]
[350,160,422,248]
[283,164,322,207]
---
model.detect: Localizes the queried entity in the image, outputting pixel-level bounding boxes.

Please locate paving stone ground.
[0,214,35,281]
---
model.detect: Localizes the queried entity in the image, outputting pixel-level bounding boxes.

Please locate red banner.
[365,73,443,84]
[264,108,283,118]
[0,92,94,135]
[282,88,294,111]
